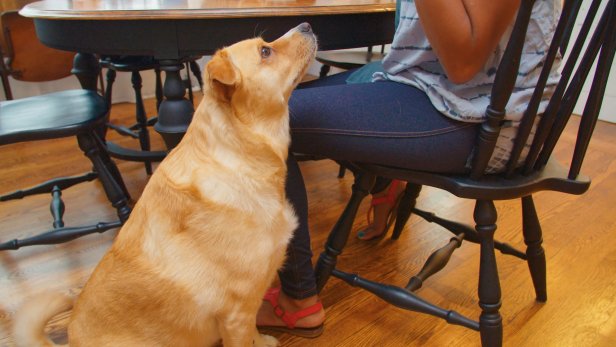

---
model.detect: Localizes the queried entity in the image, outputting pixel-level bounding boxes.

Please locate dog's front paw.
[254,334,279,347]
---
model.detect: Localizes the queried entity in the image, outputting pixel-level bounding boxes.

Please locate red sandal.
[357,179,404,241]
[258,287,324,338]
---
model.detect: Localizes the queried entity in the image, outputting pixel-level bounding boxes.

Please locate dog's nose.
[298,22,312,33]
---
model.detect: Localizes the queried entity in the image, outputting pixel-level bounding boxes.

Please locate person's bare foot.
[257,290,325,330]
[357,180,406,240]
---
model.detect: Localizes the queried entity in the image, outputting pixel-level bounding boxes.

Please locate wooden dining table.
[19,0,396,149]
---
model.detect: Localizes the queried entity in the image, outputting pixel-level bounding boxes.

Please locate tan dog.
[14,23,317,347]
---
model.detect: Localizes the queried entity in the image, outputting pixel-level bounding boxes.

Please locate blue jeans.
[279,71,478,299]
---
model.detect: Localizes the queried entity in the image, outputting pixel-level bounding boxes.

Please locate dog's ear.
[206,50,238,102]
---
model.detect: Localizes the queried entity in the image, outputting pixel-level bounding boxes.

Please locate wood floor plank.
[1,95,616,346]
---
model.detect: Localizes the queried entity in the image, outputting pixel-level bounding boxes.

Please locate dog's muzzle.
[298,22,312,34]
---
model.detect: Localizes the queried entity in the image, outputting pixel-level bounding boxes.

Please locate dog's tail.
[13,292,73,347]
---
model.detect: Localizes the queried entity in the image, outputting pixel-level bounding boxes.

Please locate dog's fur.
[14,24,317,347]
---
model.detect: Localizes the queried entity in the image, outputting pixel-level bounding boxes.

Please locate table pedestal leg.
[71,53,100,91]
[154,60,195,149]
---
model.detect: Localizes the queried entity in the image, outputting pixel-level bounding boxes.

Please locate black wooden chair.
[314,0,615,346]
[0,89,132,251]
[101,55,203,175]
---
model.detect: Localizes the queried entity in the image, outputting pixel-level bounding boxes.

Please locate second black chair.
[0,89,131,251]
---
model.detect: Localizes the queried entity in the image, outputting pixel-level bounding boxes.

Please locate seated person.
[257,0,561,337]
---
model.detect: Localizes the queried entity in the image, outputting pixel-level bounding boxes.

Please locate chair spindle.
[505,0,580,177]
[470,0,536,179]
[536,2,612,171]
[50,186,65,228]
[524,0,604,174]
[568,1,616,179]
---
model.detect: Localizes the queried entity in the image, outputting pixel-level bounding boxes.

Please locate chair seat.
[316,51,386,70]
[100,55,202,72]
[356,159,591,201]
[100,56,159,72]
[0,89,108,145]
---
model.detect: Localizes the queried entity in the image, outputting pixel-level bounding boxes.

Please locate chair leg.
[131,71,153,175]
[98,70,106,96]
[391,183,422,240]
[474,200,503,347]
[77,132,131,223]
[522,195,547,302]
[189,60,204,92]
[105,68,144,140]
[155,68,163,111]
[1,46,13,100]
[314,169,375,292]
[94,131,131,200]
[337,165,346,178]
[184,62,195,105]
[319,64,331,78]
[104,69,116,107]
[1,71,13,100]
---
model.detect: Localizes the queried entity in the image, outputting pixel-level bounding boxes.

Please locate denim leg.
[276,72,360,300]
[290,79,478,173]
[279,154,318,300]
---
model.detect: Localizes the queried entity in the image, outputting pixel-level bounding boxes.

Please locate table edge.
[20,4,396,20]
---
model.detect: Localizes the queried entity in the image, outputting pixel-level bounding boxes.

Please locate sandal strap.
[263,287,324,329]
[367,180,402,225]
[370,180,401,207]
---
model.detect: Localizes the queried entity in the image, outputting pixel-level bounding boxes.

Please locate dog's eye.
[260,46,272,59]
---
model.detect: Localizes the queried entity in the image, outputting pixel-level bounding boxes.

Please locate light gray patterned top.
[373,0,562,173]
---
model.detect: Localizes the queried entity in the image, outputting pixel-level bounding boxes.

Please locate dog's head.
[205,23,317,116]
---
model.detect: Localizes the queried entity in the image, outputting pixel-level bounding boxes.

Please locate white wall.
[571,0,616,123]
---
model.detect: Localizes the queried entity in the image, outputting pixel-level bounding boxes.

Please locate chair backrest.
[469,0,615,181]
[0,10,74,82]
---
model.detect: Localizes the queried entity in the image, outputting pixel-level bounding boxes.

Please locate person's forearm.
[415,0,520,83]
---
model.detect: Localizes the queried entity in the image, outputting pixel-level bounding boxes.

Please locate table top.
[20,0,395,20]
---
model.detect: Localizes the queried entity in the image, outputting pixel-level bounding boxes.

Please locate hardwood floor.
[1,94,616,346]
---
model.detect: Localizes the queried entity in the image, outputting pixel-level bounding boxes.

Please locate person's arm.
[415,0,521,84]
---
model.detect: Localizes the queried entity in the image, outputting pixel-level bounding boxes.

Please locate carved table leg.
[72,53,100,91]
[154,59,195,149]
[522,195,547,302]
[474,200,502,347]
